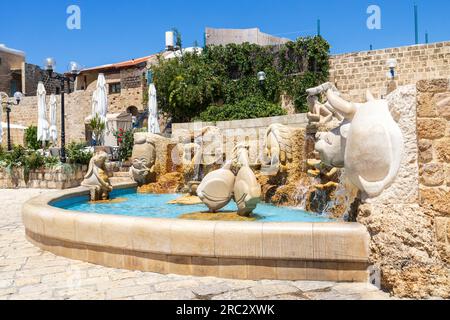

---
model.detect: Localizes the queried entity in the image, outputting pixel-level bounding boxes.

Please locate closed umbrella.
[49,94,58,144]
[91,73,108,144]
[37,82,49,143]
[93,73,108,124]
[148,83,160,134]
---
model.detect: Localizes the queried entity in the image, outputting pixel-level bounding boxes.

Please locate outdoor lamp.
[68,61,81,76]
[44,57,56,74]
[386,58,397,79]
[0,91,22,151]
[257,71,267,83]
[13,92,23,105]
[42,57,81,163]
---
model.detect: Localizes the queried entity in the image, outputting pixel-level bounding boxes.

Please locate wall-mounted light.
[386,58,397,80]
[257,71,267,85]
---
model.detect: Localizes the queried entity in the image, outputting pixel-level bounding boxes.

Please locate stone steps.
[113,171,131,178]
[109,177,134,185]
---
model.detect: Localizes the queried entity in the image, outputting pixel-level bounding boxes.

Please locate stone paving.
[0,189,393,300]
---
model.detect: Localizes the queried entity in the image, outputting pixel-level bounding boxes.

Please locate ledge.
[22,185,371,282]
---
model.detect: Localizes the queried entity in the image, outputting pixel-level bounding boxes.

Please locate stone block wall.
[172,114,309,164]
[330,41,450,102]
[1,89,93,148]
[0,165,87,189]
[417,79,450,262]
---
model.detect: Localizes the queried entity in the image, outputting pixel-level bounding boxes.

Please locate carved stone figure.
[196,161,235,212]
[129,133,156,185]
[232,143,261,216]
[306,82,344,124]
[262,124,294,172]
[81,151,113,201]
[324,89,404,198]
[315,121,351,168]
[193,126,223,166]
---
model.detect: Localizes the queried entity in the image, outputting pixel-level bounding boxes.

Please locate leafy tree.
[152,36,330,122]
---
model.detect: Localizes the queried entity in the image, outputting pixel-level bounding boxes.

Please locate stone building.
[205,27,290,46]
[0,44,25,96]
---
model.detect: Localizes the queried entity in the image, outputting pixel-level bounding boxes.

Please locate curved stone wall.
[22,184,370,282]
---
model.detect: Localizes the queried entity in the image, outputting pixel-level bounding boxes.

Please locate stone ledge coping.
[22,184,370,264]
[22,184,370,281]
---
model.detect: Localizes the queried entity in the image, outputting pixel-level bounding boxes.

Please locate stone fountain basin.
[22,183,370,282]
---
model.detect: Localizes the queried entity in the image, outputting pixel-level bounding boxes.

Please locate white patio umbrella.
[91,73,108,143]
[37,82,49,143]
[49,94,58,144]
[92,73,108,124]
[148,83,160,134]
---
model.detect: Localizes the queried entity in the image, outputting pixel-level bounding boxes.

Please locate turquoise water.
[52,188,332,223]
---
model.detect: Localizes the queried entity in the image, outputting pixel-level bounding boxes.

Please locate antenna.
[414,3,419,44]
[317,19,321,36]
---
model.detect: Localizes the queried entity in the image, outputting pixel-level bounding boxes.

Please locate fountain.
[25,81,409,283]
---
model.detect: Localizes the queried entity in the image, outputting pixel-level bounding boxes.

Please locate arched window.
[126,106,139,117]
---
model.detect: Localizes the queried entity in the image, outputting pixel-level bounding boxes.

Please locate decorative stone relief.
[261,124,294,174]
[129,133,157,185]
[81,151,113,201]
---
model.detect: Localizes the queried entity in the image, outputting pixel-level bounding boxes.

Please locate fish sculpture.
[232,144,262,216]
[197,161,235,212]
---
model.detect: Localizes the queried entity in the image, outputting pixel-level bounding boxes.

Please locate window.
[109,82,121,94]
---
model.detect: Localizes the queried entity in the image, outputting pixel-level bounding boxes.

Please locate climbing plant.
[152,36,330,122]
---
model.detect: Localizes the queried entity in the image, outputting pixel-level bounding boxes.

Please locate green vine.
[152,36,330,122]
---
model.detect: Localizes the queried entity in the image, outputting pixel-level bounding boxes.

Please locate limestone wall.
[1,90,93,148]
[330,41,450,102]
[0,165,87,189]
[416,79,450,263]
[172,114,309,164]
[356,81,449,298]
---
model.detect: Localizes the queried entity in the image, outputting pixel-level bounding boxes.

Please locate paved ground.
[0,189,392,300]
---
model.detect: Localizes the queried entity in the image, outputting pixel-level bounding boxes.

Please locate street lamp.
[44,58,81,163]
[0,91,22,151]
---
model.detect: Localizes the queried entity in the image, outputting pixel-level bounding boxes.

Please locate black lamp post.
[44,58,81,163]
[0,91,22,151]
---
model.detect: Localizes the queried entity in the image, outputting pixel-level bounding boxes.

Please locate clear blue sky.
[1,0,449,71]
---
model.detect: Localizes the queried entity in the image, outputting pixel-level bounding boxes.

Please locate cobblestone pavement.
[0,189,393,300]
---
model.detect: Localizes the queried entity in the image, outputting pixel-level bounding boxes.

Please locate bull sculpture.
[315,89,404,198]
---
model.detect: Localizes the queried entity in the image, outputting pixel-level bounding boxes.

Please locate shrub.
[113,128,135,161]
[152,36,330,121]
[66,142,93,165]
[198,96,287,122]
[24,126,49,150]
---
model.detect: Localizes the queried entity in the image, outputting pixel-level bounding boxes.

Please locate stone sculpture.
[314,121,351,168]
[196,161,235,212]
[129,133,156,185]
[262,124,294,173]
[193,126,223,166]
[81,151,113,201]
[323,89,404,198]
[232,143,261,216]
[306,82,344,124]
